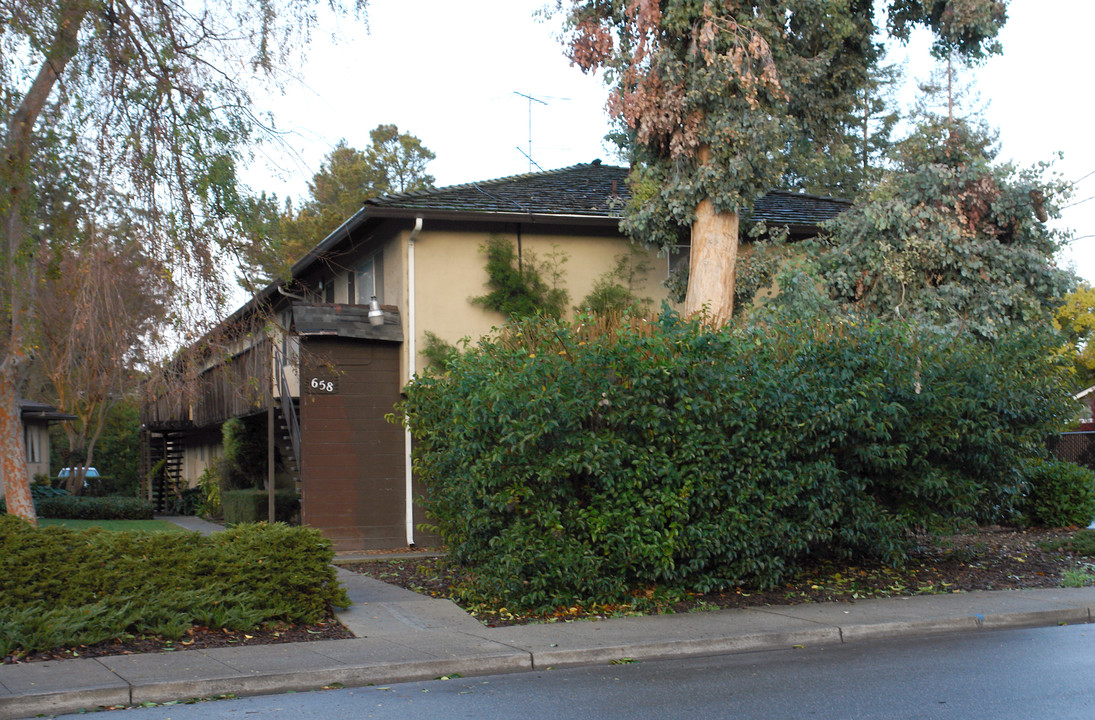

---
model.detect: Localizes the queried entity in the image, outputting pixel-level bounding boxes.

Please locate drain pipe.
[405,217,423,547]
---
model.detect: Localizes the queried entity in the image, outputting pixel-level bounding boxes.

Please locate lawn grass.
[38,518,190,533]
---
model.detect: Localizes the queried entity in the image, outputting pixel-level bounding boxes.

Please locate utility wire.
[1068,169,1095,188]
[1062,194,1095,210]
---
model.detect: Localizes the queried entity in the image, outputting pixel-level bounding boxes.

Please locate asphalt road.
[52,624,1095,719]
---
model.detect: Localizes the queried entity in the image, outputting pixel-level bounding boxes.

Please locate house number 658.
[310,378,334,392]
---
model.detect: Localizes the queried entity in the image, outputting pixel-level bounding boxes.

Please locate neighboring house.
[1074,386,1095,431]
[20,400,74,483]
[1046,388,1095,469]
[140,162,850,551]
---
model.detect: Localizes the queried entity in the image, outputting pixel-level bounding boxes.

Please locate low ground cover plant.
[0,517,348,657]
[398,311,1073,613]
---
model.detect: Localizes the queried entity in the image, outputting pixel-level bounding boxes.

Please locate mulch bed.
[344,526,1095,626]
[2,617,353,666]
[7,527,1092,664]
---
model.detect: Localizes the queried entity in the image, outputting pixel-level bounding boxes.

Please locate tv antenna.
[514,91,548,172]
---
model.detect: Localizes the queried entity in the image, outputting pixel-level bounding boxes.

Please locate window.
[24,426,40,464]
[354,252,384,304]
[669,244,690,279]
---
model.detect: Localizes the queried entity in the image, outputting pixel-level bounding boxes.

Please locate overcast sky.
[245,0,1095,285]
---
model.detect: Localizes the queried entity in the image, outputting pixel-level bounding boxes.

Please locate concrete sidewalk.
[2,566,1094,720]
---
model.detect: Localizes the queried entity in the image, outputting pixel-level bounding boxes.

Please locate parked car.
[57,467,100,479]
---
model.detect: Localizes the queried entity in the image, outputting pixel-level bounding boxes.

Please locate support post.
[267,401,275,524]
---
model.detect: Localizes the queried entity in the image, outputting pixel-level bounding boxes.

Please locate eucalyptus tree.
[819,116,1074,339]
[559,0,1008,326]
[0,0,367,522]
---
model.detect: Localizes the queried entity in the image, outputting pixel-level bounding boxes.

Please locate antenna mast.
[514,91,548,171]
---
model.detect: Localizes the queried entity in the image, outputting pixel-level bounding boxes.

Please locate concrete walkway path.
[3,572,1094,719]
[155,515,225,536]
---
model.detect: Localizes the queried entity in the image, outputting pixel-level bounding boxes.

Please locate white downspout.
[405,217,423,547]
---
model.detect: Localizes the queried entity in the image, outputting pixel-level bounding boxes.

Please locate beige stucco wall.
[182,440,221,488]
[381,233,405,309]
[404,228,675,376]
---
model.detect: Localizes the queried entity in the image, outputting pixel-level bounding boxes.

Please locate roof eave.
[223,205,374,326]
[364,206,625,227]
[288,206,373,278]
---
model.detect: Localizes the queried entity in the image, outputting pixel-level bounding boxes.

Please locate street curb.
[0,685,130,720]
[524,627,843,669]
[2,604,1092,719]
[837,615,982,641]
[123,654,532,707]
[0,653,531,720]
[978,606,1091,630]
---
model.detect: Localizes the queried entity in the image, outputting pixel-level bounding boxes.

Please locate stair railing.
[271,341,302,475]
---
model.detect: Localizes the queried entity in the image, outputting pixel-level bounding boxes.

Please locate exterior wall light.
[368,295,384,326]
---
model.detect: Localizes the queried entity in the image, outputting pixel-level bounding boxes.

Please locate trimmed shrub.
[37,495,154,520]
[0,516,348,656]
[222,489,299,524]
[398,312,1072,612]
[1,492,152,520]
[1020,459,1095,528]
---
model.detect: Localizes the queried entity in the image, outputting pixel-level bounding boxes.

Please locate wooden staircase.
[274,400,301,491]
[146,430,185,512]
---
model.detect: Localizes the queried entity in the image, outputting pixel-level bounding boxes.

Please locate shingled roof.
[364,161,852,229]
[365,161,629,219]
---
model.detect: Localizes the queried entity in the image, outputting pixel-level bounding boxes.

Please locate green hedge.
[399,312,1072,612]
[0,493,153,520]
[38,496,154,520]
[0,516,348,656]
[222,489,299,524]
[1021,459,1095,528]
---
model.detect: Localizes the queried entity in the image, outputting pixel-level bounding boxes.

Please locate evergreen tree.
[818,116,1074,338]
[851,62,904,192]
[239,126,435,287]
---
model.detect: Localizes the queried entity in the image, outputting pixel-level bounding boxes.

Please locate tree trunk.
[683,197,740,327]
[0,369,36,524]
[0,2,88,523]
